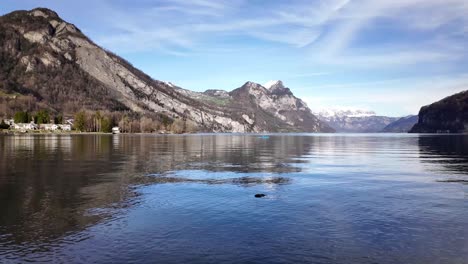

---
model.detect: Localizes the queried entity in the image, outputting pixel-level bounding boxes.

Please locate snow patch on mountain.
[263,80,282,89]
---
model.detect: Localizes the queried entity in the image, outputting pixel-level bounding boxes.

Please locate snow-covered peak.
[315,109,377,118]
[163,81,175,88]
[264,80,283,89]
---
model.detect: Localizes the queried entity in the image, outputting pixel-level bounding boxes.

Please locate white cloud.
[311,0,468,68]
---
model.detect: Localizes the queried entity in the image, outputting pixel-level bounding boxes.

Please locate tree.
[140,117,156,133]
[171,118,185,134]
[74,111,86,132]
[185,120,198,133]
[34,110,50,124]
[14,111,29,123]
[0,120,9,129]
[160,114,172,130]
[101,117,112,133]
[54,115,63,124]
[93,111,102,132]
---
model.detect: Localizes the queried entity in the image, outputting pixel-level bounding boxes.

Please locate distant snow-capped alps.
[314,109,399,133]
[315,109,377,118]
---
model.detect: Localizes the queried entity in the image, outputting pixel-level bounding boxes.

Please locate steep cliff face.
[410,91,468,133]
[0,8,333,133]
[382,115,418,133]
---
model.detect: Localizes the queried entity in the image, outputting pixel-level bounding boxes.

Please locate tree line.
[73,110,198,133]
[2,108,199,134]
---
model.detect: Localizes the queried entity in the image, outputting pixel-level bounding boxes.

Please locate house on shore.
[112,127,120,134]
[14,122,38,130]
[39,123,72,131]
[3,119,14,126]
[39,124,59,131]
[59,124,71,131]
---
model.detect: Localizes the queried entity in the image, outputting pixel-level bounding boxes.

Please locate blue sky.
[2,0,468,116]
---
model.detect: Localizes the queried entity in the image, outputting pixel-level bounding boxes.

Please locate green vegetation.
[101,117,112,133]
[74,111,86,132]
[201,97,231,106]
[34,109,50,124]
[14,111,30,123]
[54,115,63,124]
[6,109,200,133]
[0,120,9,129]
[170,118,197,134]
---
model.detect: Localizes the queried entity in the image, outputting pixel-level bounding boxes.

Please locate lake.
[0,134,467,263]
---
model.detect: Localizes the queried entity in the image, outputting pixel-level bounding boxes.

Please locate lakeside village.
[0,109,199,134]
[0,110,120,134]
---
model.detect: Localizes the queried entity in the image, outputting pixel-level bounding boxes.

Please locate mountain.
[0,8,333,133]
[314,109,399,133]
[410,91,468,133]
[176,81,334,132]
[381,115,418,133]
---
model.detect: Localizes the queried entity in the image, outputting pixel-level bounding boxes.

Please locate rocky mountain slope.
[175,80,334,132]
[0,8,333,133]
[410,91,468,133]
[314,109,398,133]
[381,115,418,133]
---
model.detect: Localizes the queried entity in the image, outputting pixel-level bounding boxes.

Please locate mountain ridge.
[381,115,418,133]
[314,109,399,133]
[0,7,334,133]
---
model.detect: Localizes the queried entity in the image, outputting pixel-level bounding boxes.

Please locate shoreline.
[1,130,467,136]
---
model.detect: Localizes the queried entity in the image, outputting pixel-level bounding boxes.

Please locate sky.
[2,0,468,116]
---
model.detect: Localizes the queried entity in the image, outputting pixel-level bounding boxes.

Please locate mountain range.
[313,109,400,133]
[0,8,466,134]
[0,8,334,133]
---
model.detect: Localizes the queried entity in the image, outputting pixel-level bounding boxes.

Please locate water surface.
[0,134,467,263]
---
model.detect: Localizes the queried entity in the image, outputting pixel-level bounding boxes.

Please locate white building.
[14,122,38,130]
[39,123,72,131]
[40,124,59,131]
[112,127,120,134]
[3,119,14,126]
[59,124,72,131]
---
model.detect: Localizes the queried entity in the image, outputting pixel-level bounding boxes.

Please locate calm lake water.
[0,134,467,263]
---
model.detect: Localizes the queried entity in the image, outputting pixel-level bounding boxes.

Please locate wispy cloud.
[312,0,468,68]
[3,0,466,115]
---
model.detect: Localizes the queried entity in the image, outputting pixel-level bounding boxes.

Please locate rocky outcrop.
[0,8,333,133]
[410,91,468,133]
[381,115,418,133]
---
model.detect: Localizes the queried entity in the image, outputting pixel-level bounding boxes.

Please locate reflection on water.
[0,134,467,263]
[418,135,468,176]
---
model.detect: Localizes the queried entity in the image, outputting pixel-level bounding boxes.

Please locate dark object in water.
[254,193,266,198]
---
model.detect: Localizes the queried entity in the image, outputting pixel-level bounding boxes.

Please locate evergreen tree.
[35,110,50,124]
[74,111,87,132]
[0,120,9,129]
[14,111,29,123]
